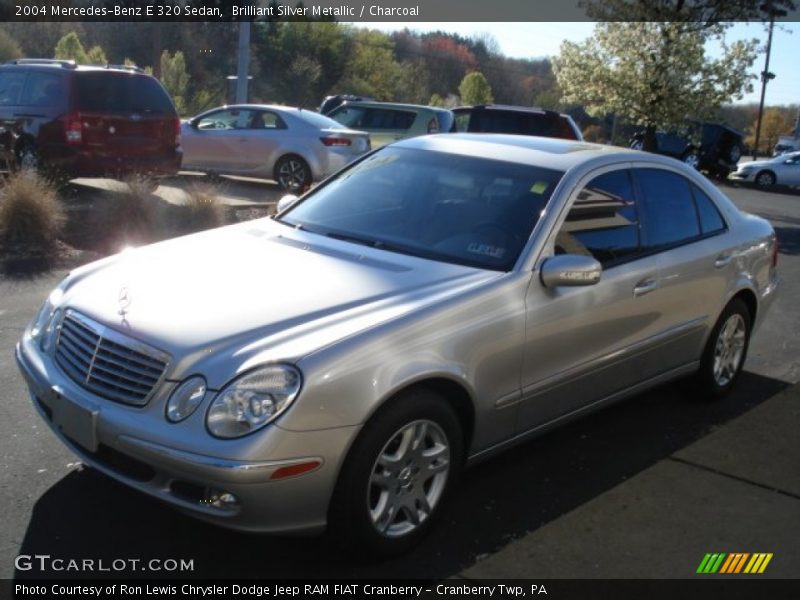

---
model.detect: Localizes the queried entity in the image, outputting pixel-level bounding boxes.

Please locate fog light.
[204,488,239,510]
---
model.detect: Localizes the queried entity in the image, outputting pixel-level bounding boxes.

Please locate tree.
[581,0,797,26]
[429,93,446,107]
[459,71,494,105]
[54,32,88,64]
[746,107,795,154]
[160,50,190,115]
[86,45,108,65]
[0,29,22,63]
[553,22,757,150]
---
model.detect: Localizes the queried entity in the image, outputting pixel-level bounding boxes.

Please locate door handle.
[633,277,658,297]
[714,253,734,268]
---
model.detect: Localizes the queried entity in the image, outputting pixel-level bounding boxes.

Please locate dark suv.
[0,59,182,183]
[452,104,583,141]
[630,121,743,179]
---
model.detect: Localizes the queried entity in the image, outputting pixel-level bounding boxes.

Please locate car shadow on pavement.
[15,371,788,580]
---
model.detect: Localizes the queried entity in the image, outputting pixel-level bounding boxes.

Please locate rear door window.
[0,71,27,106]
[635,169,701,249]
[75,73,175,114]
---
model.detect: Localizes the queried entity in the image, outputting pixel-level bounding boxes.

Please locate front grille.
[54,310,169,406]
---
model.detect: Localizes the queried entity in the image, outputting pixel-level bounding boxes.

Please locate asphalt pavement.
[0,179,798,581]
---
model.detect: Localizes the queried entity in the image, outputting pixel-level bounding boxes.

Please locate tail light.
[174,117,181,146]
[320,136,351,147]
[427,118,439,134]
[64,111,83,145]
[772,238,779,268]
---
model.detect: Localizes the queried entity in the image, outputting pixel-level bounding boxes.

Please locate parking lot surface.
[0,179,798,579]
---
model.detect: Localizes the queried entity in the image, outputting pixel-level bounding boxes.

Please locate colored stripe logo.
[697,553,773,574]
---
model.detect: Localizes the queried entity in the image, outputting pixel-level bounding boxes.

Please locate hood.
[61,219,498,383]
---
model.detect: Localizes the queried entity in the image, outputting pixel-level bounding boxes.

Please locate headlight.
[207,365,302,439]
[30,281,67,351]
[166,376,207,423]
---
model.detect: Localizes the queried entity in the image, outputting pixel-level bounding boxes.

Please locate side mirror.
[276,194,299,213]
[541,254,602,288]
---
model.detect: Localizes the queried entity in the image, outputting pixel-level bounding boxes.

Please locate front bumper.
[730,170,756,182]
[15,337,358,534]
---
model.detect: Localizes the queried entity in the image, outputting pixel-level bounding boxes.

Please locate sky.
[354,22,798,106]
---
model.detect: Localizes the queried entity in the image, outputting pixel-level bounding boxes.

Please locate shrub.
[183,184,225,232]
[0,172,65,255]
[100,176,158,247]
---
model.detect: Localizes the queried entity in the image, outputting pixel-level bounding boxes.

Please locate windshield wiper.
[325,231,385,248]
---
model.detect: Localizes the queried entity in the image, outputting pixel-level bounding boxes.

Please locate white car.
[180,104,370,191]
[732,151,800,187]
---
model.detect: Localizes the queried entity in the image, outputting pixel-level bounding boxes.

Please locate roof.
[395,133,646,172]
[339,100,451,114]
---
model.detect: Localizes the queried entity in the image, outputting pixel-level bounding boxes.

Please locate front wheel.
[17,145,39,172]
[328,389,463,556]
[274,155,311,192]
[696,298,751,399]
[755,170,776,187]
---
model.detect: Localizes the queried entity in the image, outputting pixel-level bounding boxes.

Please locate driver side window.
[554,169,642,267]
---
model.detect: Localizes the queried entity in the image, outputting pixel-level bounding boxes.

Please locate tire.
[274,155,311,192]
[682,150,700,170]
[755,170,776,187]
[630,139,644,151]
[727,145,742,164]
[16,144,39,172]
[328,388,463,557]
[695,298,751,399]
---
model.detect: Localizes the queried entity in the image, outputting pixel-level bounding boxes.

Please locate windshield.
[279,147,563,271]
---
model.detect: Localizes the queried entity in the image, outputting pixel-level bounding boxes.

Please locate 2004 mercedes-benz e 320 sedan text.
[16,135,778,554]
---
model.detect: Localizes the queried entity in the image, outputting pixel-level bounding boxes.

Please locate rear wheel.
[329,389,463,556]
[682,150,700,170]
[696,298,751,399]
[16,144,39,172]
[274,155,311,192]
[630,139,644,151]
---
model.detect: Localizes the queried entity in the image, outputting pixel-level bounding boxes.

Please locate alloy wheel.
[367,419,450,538]
[277,158,307,191]
[683,153,700,170]
[712,313,746,387]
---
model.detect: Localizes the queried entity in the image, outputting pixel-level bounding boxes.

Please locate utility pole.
[752,17,775,160]
[235,22,251,104]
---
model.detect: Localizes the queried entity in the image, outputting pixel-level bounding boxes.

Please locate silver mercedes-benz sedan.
[16,135,778,555]
[180,104,370,191]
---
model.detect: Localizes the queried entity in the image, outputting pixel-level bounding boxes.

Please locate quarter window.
[0,71,27,106]
[555,169,640,267]
[691,184,726,234]
[635,169,701,249]
[21,72,64,107]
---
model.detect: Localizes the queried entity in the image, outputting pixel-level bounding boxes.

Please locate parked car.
[452,104,583,140]
[0,59,181,186]
[17,135,778,555]
[773,135,800,156]
[731,151,800,187]
[630,121,744,178]
[180,104,370,192]
[327,100,454,147]
[318,94,374,116]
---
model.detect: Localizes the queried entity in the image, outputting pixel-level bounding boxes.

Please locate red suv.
[0,59,182,184]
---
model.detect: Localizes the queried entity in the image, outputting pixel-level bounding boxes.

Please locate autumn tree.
[553,22,757,150]
[746,108,796,154]
[459,71,494,105]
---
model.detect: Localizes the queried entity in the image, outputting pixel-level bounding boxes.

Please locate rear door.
[73,72,177,160]
[235,109,289,173]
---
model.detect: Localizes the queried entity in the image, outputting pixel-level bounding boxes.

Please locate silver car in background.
[731,151,800,187]
[180,104,370,191]
[16,135,778,556]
